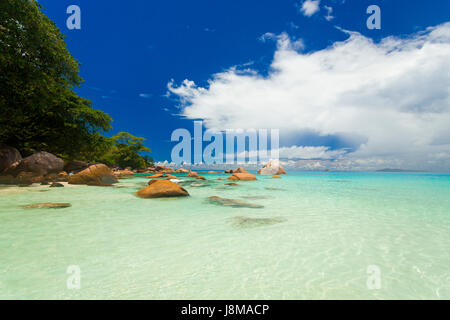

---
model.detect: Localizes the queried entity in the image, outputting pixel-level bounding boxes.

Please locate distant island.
[376,168,423,173]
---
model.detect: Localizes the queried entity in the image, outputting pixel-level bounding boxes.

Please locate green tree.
[99,132,153,169]
[0,0,112,157]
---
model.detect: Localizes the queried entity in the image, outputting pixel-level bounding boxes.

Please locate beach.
[0,171,449,299]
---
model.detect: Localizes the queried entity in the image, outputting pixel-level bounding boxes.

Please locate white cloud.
[324,5,334,21]
[260,32,304,51]
[279,146,347,159]
[169,23,450,171]
[300,0,320,17]
[139,93,152,98]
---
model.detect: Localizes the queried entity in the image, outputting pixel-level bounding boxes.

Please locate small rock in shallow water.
[242,195,271,200]
[232,216,285,228]
[207,196,263,208]
[190,182,206,187]
[50,182,64,188]
[22,203,71,209]
[265,187,286,191]
[225,183,239,186]
[18,183,32,187]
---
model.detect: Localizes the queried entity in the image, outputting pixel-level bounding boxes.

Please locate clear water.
[0,172,449,299]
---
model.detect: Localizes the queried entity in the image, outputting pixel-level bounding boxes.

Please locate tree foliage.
[99,132,153,169]
[0,0,152,168]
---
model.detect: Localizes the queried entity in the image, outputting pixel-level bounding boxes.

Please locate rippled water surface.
[0,172,449,299]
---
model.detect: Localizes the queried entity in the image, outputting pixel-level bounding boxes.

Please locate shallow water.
[0,172,449,299]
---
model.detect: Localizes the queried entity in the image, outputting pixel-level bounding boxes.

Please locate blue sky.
[38,0,450,170]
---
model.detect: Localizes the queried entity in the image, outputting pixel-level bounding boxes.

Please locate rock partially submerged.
[231,216,285,228]
[147,173,164,178]
[164,174,177,180]
[190,182,207,187]
[137,180,189,198]
[242,195,271,200]
[272,175,281,179]
[265,187,286,191]
[207,196,263,208]
[50,182,64,188]
[69,164,118,186]
[258,160,286,175]
[187,172,199,178]
[233,167,248,173]
[228,173,257,181]
[22,202,71,209]
[113,168,135,178]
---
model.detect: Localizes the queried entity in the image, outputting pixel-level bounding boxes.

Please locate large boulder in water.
[257,160,286,175]
[9,151,64,176]
[228,172,257,181]
[136,180,189,198]
[69,164,118,186]
[0,145,22,173]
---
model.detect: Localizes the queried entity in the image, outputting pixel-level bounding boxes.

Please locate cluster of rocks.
[0,145,121,187]
[257,160,286,175]
[0,146,68,186]
[137,166,189,174]
[1,145,286,203]
[223,161,286,179]
[135,161,287,199]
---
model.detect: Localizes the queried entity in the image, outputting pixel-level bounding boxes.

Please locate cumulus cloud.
[139,93,152,98]
[169,23,450,171]
[300,0,320,17]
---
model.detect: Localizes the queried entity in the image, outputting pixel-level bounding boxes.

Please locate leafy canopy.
[100,132,153,169]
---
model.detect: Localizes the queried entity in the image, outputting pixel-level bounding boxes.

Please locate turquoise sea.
[0,171,449,299]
